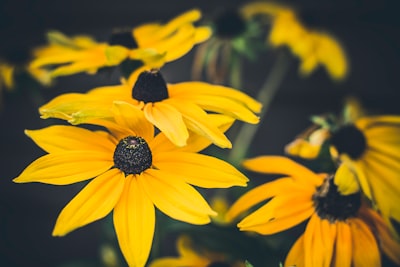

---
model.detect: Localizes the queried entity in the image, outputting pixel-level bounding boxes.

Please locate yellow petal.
[141,169,216,224]
[242,156,323,186]
[194,26,212,43]
[238,194,313,234]
[169,82,262,113]
[143,102,189,147]
[166,99,232,148]
[13,151,113,185]
[114,175,155,267]
[241,2,288,19]
[334,221,352,267]
[111,101,154,142]
[151,114,234,153]
[52,168,125,236]
[226,178,309,222]
[25,125,115,154]
[350,218,380,266]
[284,234,305,267]
[333,164,360,195]
[153,151,248,188]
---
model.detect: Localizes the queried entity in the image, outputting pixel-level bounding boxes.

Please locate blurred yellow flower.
[226,156,400,267]
[242,2,348,80]
[13,102,248,267]
[30,9,211,78]
[149,235,245,267]
[39,68,261,148]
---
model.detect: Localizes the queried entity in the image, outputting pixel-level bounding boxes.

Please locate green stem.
[228,51,291,166]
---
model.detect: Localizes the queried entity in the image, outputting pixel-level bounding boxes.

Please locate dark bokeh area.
[1,0,400,266]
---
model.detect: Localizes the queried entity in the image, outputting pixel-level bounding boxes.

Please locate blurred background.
[1,0,400,266]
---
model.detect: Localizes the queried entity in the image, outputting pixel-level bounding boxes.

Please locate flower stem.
[228,50,291,166]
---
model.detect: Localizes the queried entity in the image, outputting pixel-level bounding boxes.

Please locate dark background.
[1,0,400,266]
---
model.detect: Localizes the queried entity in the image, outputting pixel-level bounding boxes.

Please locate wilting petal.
[25,125,115,153]
[350,218,380,267]
[13,151,113,185]
[141,169,216,224]
[153,151,248,188]
[52,168,125,236]
[114,175,155,267]
[143,102,188,147]
[242,156,323,186]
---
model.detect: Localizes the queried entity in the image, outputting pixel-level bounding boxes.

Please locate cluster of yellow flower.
[12,2,400,267]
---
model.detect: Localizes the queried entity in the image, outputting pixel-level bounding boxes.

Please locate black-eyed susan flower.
[149,235,246,267]
[39,68,261,148]
[286,112,400,237]
[192,6,264,87]
[30,9,211,78]
[226,156,400,267]
[241,2,348,80]
[13,102,248,267]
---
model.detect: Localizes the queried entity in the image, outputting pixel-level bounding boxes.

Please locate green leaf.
[245,260,255,267]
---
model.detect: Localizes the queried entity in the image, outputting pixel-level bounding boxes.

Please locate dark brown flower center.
[313,175,361,222]
[214,9,247,39]
[207,262,231,267]
[132,69,169,103]
[330,125,367,160]
[113,136,152,175]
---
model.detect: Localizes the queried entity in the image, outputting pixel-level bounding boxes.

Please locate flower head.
[242,2,348,80]
[226,156,400,266]
[30,9,211,78]
[39,68,261,148]
[13,102,248,267]
[149,235,245,267]
[286,113,400,237]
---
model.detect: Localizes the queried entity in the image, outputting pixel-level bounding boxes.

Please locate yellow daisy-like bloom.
[286,114,400,237]
[226,156,400,267]
[149,235,245,267]
[39,68,261,148]
[30,9,212,78]
[13,102,248,267]
[242,2,348,80]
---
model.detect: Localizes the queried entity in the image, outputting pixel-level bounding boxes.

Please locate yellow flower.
[39,68,261,148]
[242,2,348,80]
[0,62,15,91]
[149,235,245,267]
[226,156,400,267]
[13,102,248,267]
[30,9,212,78]
[329,115,400,236]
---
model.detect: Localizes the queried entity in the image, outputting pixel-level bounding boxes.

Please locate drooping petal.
[13,151,113,185]
[25,125,115,153]
[143,102,189,147]
[150,114,234,153]
[334,221,352,267]
[166,99,232,148]
[113,175,155,267]
[350,218,380,267]
[52,168,125,236]
[242,156,323,186]
[238,194,313,234]
[226,177,310,222]
[153,151,248,188]
[333,164,360,195]
[140,169,216,224]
